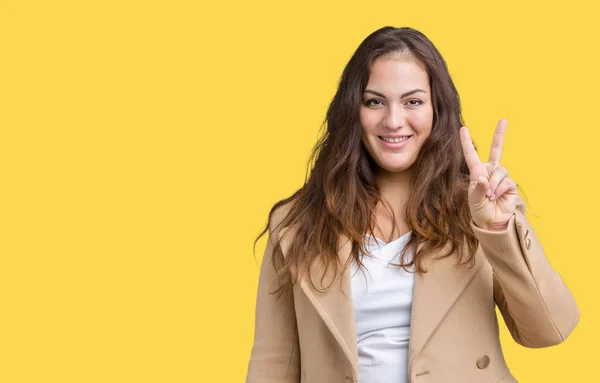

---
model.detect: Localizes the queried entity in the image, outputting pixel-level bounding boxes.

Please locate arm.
[247,205,300,382]
[459,120,579,348]
[472,197,580,348]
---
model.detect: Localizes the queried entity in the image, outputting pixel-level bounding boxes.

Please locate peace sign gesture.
[460,118,518,231]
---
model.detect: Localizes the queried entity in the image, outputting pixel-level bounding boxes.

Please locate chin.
[377,162,412,174]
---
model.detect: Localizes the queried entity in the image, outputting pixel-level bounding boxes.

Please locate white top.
[350,231,415,383]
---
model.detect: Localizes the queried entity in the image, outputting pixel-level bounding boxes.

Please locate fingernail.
[487,188,493,196]
[490,194,496,201]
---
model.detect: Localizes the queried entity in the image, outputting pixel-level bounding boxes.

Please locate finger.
[469,175,489,203]
[487,166,508,197]
[490,177,517,201]
[460,126,481,170]
[488,118,508,165]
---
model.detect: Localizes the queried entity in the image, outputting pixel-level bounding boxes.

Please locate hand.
[459,118,517,231]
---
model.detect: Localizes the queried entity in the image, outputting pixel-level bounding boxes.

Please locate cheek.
[409,109,433,135]
[359,109,380,133]
[359,114,375,150]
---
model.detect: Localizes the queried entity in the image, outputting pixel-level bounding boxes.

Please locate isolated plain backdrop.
[1,0,598,382]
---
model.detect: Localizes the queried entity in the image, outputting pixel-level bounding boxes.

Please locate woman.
[246,26,579,383]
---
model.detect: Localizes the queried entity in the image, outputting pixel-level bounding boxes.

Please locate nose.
[383,104,407,130]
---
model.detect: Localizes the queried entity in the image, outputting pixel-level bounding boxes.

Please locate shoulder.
[267,199,296,236]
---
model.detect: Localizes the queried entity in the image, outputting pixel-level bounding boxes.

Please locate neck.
[370,168,413,241]
[375,168,412,212]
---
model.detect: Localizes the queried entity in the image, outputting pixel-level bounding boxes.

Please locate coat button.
[476,355,491,369]
[523,229,531,249]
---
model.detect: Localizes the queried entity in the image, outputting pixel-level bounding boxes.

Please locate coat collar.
[277,225,484,377]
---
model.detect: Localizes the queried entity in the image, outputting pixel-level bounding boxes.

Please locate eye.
[365,98,384,106]
[406,99,423,107]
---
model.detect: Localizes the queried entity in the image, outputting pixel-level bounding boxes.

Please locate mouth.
[378,135,412,143]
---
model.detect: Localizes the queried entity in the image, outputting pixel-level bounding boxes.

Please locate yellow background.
[1,0,597,381]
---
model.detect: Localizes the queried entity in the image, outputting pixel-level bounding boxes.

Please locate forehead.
[366,55,430,93]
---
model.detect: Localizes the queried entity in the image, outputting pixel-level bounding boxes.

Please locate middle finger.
[488,118,507,166]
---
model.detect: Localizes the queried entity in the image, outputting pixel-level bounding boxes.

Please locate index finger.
[488,118,508,165]
[459,126,481,169]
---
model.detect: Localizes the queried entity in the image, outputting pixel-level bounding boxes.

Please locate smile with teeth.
[379,136,410,143]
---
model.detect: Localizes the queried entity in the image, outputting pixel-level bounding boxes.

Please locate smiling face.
[359,54,434,177]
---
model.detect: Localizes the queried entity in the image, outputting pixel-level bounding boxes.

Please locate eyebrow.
[364,88,427,99]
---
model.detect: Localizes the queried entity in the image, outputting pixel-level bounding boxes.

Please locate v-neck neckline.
[365,230,412,246]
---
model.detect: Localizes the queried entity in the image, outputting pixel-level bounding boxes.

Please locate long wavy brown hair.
[254,26,479,295]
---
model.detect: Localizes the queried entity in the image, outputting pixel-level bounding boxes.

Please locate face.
[359,55,433,176]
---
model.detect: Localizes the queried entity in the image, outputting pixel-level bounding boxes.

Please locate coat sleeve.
[471,196,580,348]
[246,205,301,382]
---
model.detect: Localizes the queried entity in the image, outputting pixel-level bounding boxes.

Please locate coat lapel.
[277,226,484,375]
[278,226,359,373]
[408,244,484,362]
